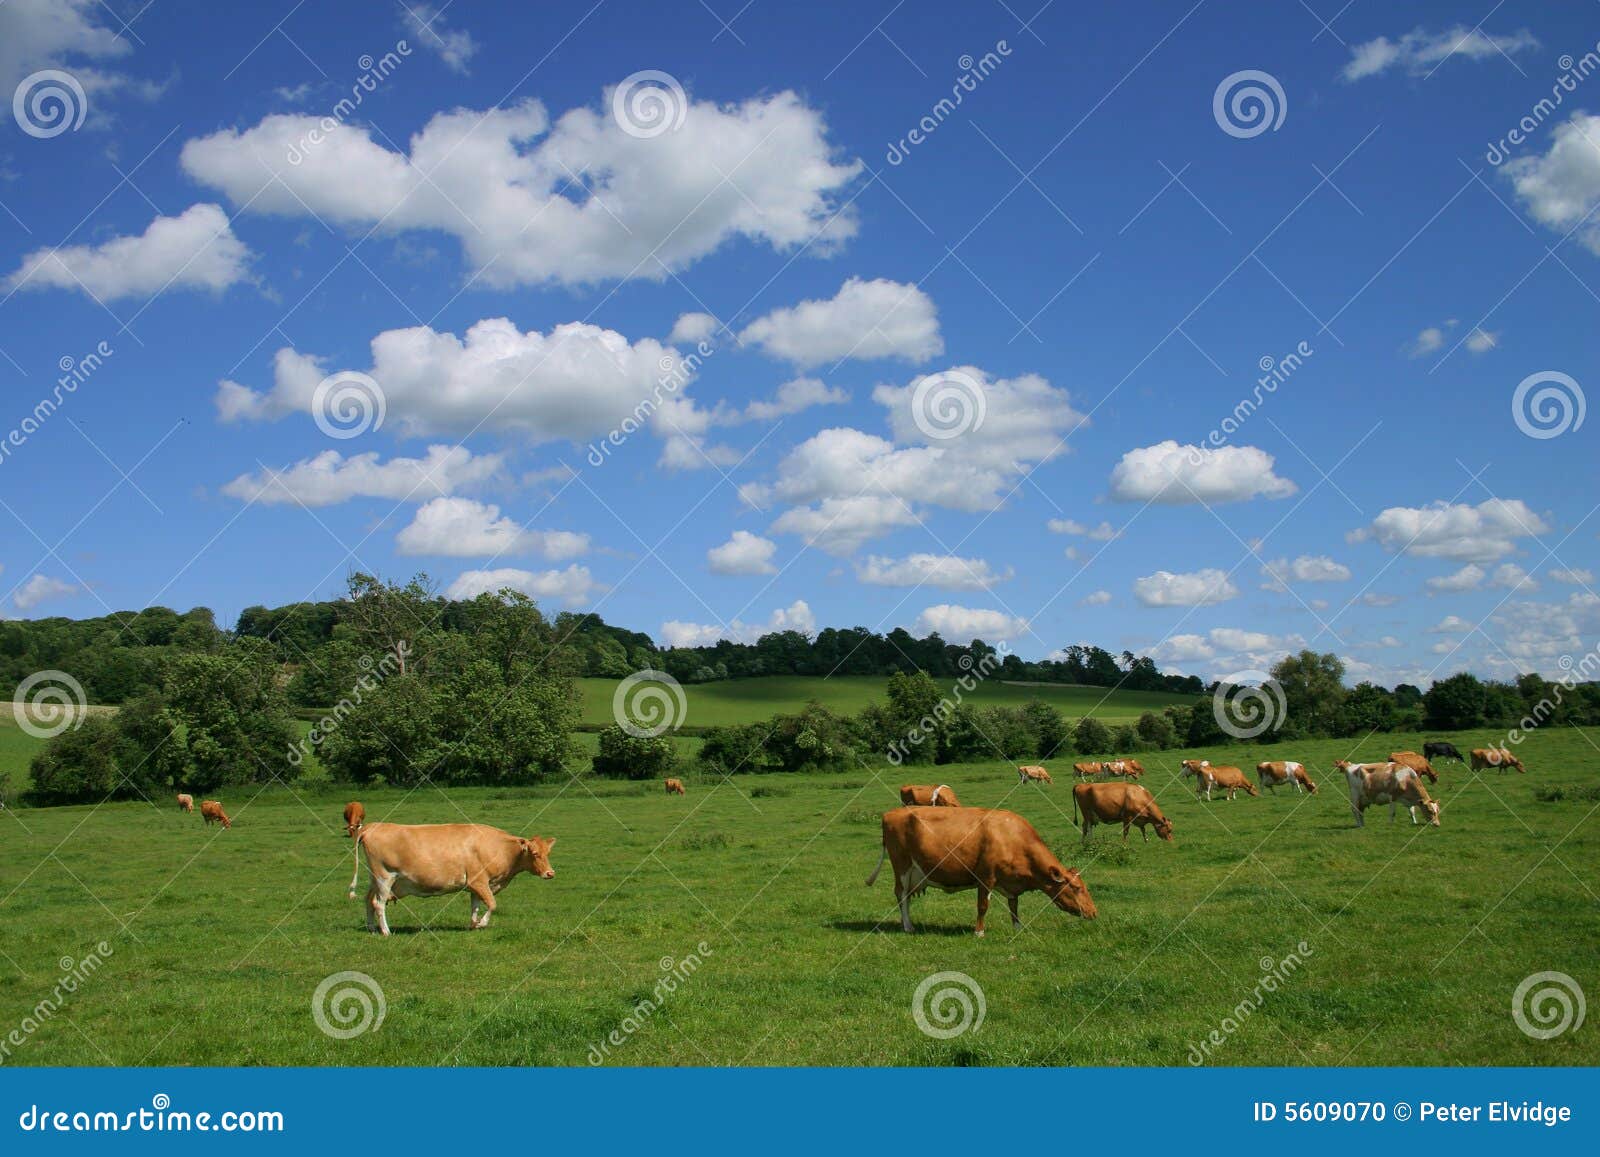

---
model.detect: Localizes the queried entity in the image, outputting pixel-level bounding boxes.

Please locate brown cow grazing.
[1338,761,1439,827]
[200,800,231,828]
[664,778,687,796]
[1256,760,1317,795]
[866,806,1096,935]
[1180,758,1210,778]
[899,784,962,807]
[344,801,365,839]
[1103,759,1145,779]
[1389,751,1438,783]
[1072,762,1103,779]
[1195,764,1258,801]
[176,793,194,814]
[349,822,557,936]
[1073,782,1173,844]
[1018,764,1053,784]
[1470,747,1526,775]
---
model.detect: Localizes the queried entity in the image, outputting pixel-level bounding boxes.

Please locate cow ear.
[545,837,557,849]
[1048,864,1066,882]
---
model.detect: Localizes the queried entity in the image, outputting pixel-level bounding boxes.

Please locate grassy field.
[576,674,1192,728]
[0,727,1595,1066]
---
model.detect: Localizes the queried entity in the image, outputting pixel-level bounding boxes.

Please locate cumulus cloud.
[1406,326,1445,357]
[401,3,476,72]
[220,446,504,506]
[912,604,1029,641]
[1488,562,1539,592]
[1047,518,1119,541]
[1150,626,1303,673]
[1079,590,1112,606]
[1108,441,1296,504]
[1428,615,1474,634]
[737,377,848,422]
[1348,498,1550,561]
[1491,592,1600,676]
[1506,113,1600,254]
[1359,592,1402,607]
[444,565,600,606]
[0,0,165,118]
[12,574,82,611]
[661,599,815,647]
[1341,25,1538,81]
[739,277,942,366]
[180,86,860,288]
[1425,563,1485,593]
[395,498,588,559]
[6,204,252,300]
[1465,328,1498,353]
[768,495,919,556]
[1132,568,1241,607]
[855,553,1012,591]
[707,530,778,575]
[1550,567,1595,585]
[668,312,720,345]
[1260,554,1352,591]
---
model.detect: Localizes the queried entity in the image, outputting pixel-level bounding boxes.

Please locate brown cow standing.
[1018,765,1053,784]
[176,793,194,814]
[1073,782,1173,844]
[200,800,231,828]
[349,822,557,935]
[1388,751,1438,783]
[899,784,962,807]
[1256,760,1317,794]
[1470,747,1526,774]
[1195,764,1258,801]
[664,778,687,796]
[1103,759,1145,779]
[866,806,1096,935]
[1072,762,1102,779]
[1338,761,1440,827]
[344,801,365,839]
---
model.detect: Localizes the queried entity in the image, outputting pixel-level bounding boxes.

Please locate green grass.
[1,728,1596,1066]
[577,674,1192,728]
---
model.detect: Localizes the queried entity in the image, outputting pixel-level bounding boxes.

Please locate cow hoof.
[974,929,985,938]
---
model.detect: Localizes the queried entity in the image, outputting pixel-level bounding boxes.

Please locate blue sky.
[0,0,1596,689]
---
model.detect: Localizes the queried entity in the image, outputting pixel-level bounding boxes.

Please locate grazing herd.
[161,740,1529,937]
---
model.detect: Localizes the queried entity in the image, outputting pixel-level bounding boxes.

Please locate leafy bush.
[1072,716,1112,756]
[591,724,678,780]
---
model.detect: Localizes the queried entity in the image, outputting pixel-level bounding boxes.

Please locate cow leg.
[1008,894,1021,929]
[975,885,990,938]
[1122,820,1131,845]
[468,878,495,929]
[895,871,913,933]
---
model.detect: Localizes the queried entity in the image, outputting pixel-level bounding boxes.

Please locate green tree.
[1136,710,1176,749]
[1424,672,1487,730]
[592,725,678,780]
[1270,651,1347,736]
[1072,716,1112,755]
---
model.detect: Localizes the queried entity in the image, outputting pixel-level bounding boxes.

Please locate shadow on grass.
[826,919,972,937]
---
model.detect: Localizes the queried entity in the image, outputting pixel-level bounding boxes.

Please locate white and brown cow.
[1256,760,1317,795]
[899,783,962,807]
[1018,765,1053,785]
[349,822,557,935]
[1337,761,1440,828]
[1470,747,1526,775]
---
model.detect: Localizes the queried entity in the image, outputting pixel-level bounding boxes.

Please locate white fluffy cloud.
[1342,25,1538,80]
[1425,563,1485,594]
[738,377,848,422]
[739,277,942,366]
[668,312,720,345]
[1133,568,1241,608]
[1465,328,1498,353]
[1150,626,1303,674]
[707,531,779,575]
[912,604,1029,641]
[1491,593,1600,676]
[220,446,503,506]
[767,495,918,556]
[401,3,477,72]
[1260,555,1352,590]
[1048,518,1119,541]
[395,498,589,559]
[855,553,1012,591]
[1506,113,1600,254]
[1079,590,1112,606]
[661,600,815,647]
[6,204,251,300]
[1349,498,1550,561]
[444,565,600,606]
[1428,615,1474,634]
[12,574,82,611]
[180,86,860,287]
[1108,441,1296,504]
[1488,562,1538,592]
[0,0,164,116]
[1550,568,1594,585]
[1406,326,1445,357]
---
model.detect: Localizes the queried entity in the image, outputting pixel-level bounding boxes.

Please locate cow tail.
[347,829,366,899]
[865,841,887,887]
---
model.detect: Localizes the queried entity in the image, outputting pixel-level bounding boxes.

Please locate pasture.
[0,728,1595,1066]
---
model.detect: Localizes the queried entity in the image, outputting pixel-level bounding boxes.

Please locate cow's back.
[1075,781,1136,821]
[362,822,514,890]
[889,807,1037,887]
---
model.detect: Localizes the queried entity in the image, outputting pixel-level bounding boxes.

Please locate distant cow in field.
[1073,782,1173,845]
[1073,762,1102,779]
[1180,758,1210,778]
[1424,741,1464,763]
[349,822,557,935]
[176,793,194,814]
[1018,765,1053,785]
[1104,759,1145,779]
[1388,751,1437,783]
[1338,761,1439,827]
[1470,747,1526,774]
[200,800,231,828]
[866,806,1096,935]
[1256,761,1316,794]
[665,778,687,796]
[344,801,365,839]
[1195,764,1258,801]
[899,784,961,807]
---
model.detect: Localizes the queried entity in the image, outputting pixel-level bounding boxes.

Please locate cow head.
[1150,813,1174,842]
[1421,800,1441,827]
[518,836,558,879]
[1042,864,1098,919]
